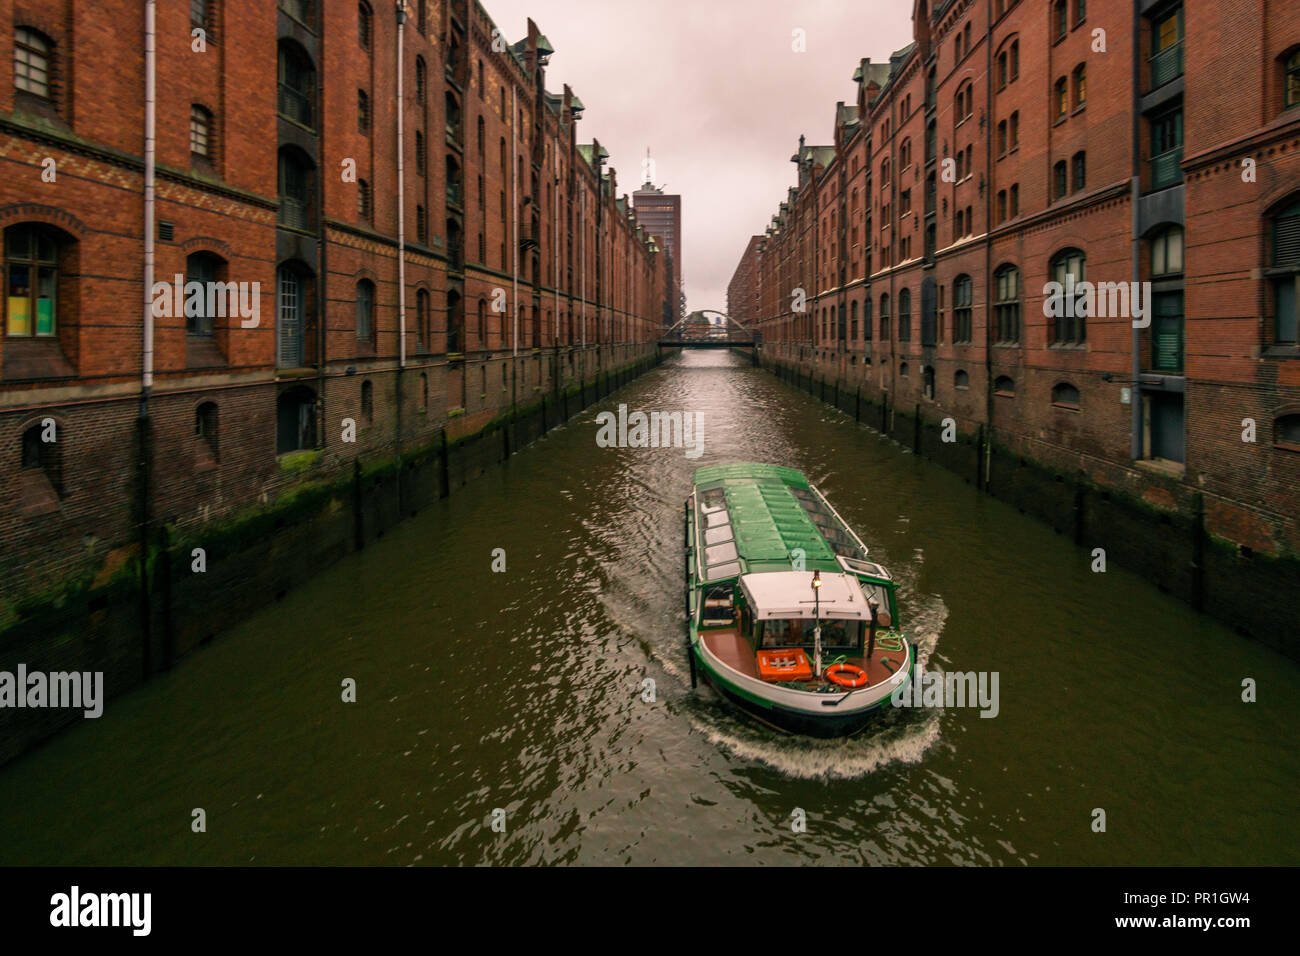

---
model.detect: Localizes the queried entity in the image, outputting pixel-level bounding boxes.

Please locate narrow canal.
[2,350,1296,865]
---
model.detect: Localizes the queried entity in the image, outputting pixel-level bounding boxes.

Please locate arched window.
[923,365,935,400]
[185,252,225,337]
[190,105,213,158]
[418,288,431,352]
[195,401,219,462]
[1053,160,1068,199]
[1074,63,1087,107]
[994,264,1020,343]
[898,288,911,342]
[1055,77,1068,118]
[1072,151,1086,192]
[879,293,890,340]
[1275,413,1300,449]
[850,300,858,341]
[4,223,66,337]
[477,298,487,345]
[276,385,316,453]
[953,274,973,343]
[863,297,873,342]
[277,41,314,128]
[355,279,375,343]
[1053,0,1068,41]
[1151,225,1184,276]
[995,375,1015,396]
[358,2,372,50]
[1286,49,1300,110]
[14,27,51,99]
[360,379,374,424]
[1052,382,1081,408]
[955,369,970,389]
[1049,249,1087,344]
[21,420,62,496]
[477,116,485,157]
[1271,196,1300,344]
[415,56,426,104]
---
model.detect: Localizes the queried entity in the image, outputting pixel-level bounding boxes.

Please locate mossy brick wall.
[0,350,659,767]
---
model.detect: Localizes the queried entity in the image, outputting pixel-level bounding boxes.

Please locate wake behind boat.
[684,463,914,737]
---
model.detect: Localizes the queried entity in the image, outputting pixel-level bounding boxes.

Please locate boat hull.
[693,640,915,739]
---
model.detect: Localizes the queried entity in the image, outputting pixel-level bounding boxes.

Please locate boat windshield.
[758,618,864,650]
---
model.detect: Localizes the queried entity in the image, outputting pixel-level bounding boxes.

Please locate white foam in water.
[675,597,949,780]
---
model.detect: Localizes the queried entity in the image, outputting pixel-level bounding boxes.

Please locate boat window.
[706,510,730,528]
[700,489,728,513]
[759,618,804,648]
[818,620,863,650]
[706,561,741,580]
[704,525,734,545]
[701,583,735,627]
[705,541,738,565]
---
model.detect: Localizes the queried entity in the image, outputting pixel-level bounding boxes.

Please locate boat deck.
[701,629,907,690]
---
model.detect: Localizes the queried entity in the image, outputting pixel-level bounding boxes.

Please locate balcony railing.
[277,84,312,128]
[1149,41,1184,89]
[1150,147,1184,190]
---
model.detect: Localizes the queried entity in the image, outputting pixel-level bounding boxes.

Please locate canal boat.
[684,463,914,738]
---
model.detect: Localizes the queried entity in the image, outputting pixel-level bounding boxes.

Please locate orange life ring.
[825,663,869,688]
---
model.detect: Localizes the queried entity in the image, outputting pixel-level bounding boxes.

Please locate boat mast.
[811,569,823,678]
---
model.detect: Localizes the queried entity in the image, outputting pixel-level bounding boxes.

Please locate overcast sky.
[481,0,915,314]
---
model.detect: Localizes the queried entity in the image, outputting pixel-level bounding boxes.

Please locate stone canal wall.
[756,348,1300,664]
[0,346,660,768]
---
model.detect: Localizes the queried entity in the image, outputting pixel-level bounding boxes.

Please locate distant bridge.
[658,310,757,348]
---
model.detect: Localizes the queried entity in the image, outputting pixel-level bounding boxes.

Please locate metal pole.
[396,1,407,368]
[512,85,518,357]
[142,0,156,400]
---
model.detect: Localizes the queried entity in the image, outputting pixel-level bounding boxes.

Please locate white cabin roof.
[739,571,872,620]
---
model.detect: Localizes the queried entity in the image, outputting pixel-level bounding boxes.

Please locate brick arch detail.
[0,203,88,238]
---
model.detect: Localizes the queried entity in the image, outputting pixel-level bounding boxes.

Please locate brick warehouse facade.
[730,0,1300,629]
[0,1,669,642]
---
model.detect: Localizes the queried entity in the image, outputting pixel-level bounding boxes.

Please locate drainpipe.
[554,135,560,345]
[396,1,407,371]
[580,187,586,347]
[141,0,156,406]
[395,1,407,480]
[983,0,994,488]
[138,0,157,678]
[512,85,519,358]
[1130,3,1143,460]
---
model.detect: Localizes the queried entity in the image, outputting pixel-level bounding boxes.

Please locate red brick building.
[0,0,668,627]
[732,0,1300,558]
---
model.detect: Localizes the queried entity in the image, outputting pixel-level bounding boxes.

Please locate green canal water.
[2,350,1297,865]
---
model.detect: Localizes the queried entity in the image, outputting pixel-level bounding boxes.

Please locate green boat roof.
[692,463,861,578]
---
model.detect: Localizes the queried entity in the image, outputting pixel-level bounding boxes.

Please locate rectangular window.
[1150,109,1184,189]
[1151,8,1184,88]
[1275,277,1298,344]
[1151,291,1183,371]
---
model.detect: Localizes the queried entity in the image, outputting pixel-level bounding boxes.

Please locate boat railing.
[809,483,870,556]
